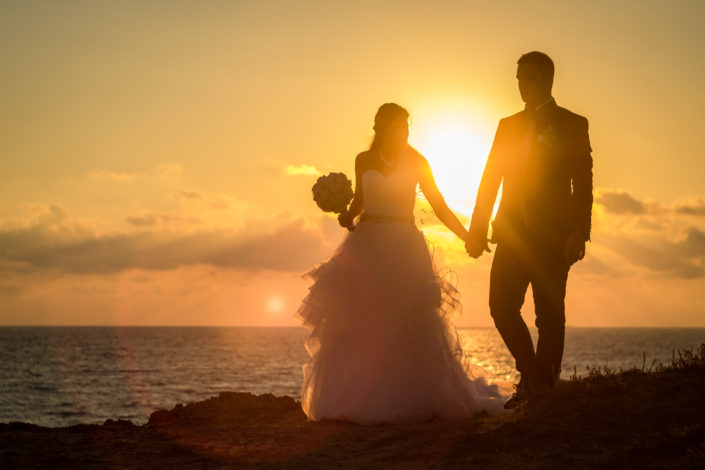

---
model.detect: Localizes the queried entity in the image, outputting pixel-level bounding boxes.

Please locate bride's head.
[370,103,409,151]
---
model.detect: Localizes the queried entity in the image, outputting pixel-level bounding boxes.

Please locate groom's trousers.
[489,229,570,386]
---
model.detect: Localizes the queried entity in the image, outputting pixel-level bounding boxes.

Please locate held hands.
[463,226,586,263]
[465,231,492,259]
[564,231,586,265]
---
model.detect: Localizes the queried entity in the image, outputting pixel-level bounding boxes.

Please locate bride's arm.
[416,152,468,241]
[338,153,365,228]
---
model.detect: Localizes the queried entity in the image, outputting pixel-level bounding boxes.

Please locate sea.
[1,327,703,428]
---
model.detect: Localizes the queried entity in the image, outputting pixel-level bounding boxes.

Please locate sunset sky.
[1,1,704,327]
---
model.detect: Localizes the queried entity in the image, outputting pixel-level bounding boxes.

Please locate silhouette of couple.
[298,51,593,423]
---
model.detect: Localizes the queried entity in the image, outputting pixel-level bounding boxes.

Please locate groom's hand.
[465,235,491,259]
[564,231,586,265]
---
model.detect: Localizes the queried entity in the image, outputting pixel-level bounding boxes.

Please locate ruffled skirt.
[297,220,505,424]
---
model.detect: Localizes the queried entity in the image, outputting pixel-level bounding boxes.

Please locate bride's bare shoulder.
[408,147,430,168]
[355,150,375,170]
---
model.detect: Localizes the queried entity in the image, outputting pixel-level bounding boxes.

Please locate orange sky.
[1,1,704,326]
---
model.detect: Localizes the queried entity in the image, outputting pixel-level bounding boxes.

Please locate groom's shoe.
[503,392,526,410]
[503,379,531,410]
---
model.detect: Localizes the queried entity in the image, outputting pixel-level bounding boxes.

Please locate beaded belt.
[359,213,415,224]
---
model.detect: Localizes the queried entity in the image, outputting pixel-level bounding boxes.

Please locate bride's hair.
[369,103,409,150]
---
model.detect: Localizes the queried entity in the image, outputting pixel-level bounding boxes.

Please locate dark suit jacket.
[469,99,593,247]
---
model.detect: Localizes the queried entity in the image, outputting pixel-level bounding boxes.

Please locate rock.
[148,392,304,427]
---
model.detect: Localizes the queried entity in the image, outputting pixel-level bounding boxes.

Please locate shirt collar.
[525,96,555,112]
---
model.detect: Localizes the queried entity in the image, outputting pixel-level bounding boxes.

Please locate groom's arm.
[563,116,593,265]
[570,117,593,241]
[468,120,507,245]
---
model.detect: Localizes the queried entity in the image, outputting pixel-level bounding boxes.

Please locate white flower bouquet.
[311,172,354,214]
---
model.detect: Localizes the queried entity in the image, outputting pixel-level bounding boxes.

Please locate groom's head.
[517,51,554,107]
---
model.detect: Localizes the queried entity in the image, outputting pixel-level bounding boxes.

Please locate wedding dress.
[297,149,505,424]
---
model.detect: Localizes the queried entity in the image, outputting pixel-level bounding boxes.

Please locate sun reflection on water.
[458,328,519,384]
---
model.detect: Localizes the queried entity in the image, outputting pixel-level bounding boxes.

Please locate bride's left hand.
[337,212,355,231]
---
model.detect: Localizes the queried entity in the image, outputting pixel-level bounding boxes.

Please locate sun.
[266,296,285,315]
[410,114,493,216]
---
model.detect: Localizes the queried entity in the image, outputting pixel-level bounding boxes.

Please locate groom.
[466,51,593,408]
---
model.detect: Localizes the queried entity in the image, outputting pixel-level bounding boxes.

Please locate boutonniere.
[537,125,557,147]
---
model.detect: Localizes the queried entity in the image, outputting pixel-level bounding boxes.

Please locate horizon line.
[1,325,705,329]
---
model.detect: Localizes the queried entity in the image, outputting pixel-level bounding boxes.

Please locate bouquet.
[311,172,354,214]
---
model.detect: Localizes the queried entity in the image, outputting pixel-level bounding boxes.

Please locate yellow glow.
[411,114,491,216]
[266,296,285,315]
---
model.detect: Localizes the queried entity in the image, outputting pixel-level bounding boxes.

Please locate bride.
[297,103,505,424]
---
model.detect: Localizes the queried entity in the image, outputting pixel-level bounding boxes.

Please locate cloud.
[600,227,705,279]
[88,162,183,183]
[154,163,183,178]
[126,214,159,227]
[675,200,705,216]
[1,285,21,296]
[596,191,646,214]
[4,188,703,282]
[0,211,337,274]
[174,189,250,213]
[597,191,705,217]
[678,227,705,257]
[284,164,321,176]
[125,214,179,227]
[578,189,705,278]
[31,205,70,226]
[89,170,138,182]
[177,189,202,200]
